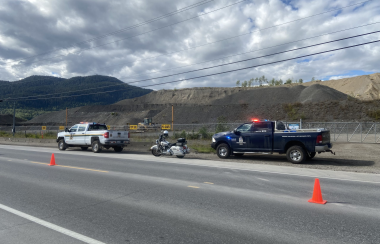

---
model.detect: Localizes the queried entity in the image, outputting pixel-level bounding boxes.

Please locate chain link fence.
[1,122,380,143]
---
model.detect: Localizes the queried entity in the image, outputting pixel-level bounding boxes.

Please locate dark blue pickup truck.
[211,121,333,164]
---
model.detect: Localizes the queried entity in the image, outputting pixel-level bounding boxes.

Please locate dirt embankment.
[24,73,380,125]
[304,73,380,100]
[26,84,352,125]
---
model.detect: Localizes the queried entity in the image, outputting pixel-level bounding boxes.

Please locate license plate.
[117,141,121,143]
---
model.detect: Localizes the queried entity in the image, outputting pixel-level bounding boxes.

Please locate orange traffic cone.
[308,178,327,204]
[49,153,56,166]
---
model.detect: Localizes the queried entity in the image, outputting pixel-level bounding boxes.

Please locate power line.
[141,40,380,88]
[122,21,380,80]
[7,30,377,100]
[126,30,380,84]
[10,0,214,63]
[15,0,369,70]
[8,21,379,97]
[5,39,379,101]
[125,0,372,65]
[13,0,246,65]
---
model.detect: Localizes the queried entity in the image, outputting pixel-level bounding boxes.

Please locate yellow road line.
[31,161,49,165]
[204,182,214,184]
[188,186,200,189]
[31,161,108,173]
[55,165,108,173]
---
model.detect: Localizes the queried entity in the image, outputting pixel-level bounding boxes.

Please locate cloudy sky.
[0,0,379,89]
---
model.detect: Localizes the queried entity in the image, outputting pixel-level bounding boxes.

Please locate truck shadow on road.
[223,154,375,167]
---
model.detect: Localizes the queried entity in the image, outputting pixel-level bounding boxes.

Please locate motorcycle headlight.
[212,137,216,142]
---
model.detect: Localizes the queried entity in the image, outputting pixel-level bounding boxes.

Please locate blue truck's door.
[232,123,252,152]
[246,122,272,152]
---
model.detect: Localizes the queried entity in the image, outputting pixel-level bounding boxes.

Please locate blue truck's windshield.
[236,124,252,132]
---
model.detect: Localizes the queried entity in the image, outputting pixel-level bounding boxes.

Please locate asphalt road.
[0,145,379,244]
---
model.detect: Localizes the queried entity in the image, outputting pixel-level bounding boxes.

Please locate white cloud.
[0,0,379,88]
[329,75,353,80]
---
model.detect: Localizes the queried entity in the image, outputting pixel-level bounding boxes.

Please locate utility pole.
[172,105,174,131]
[12,102,16,136]
[66,107,68,127]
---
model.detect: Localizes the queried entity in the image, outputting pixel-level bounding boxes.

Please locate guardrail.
[1,122,380,143]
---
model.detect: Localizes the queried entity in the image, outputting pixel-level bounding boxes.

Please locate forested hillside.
[0,75,152,120]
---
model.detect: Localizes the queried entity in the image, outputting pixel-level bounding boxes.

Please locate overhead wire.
[5,30,379,100]
[12,0,247,65]
[12,0,370,76]
[10,0,214,63]
[4,38,379,101]
[7,3,375,90]
[122,21,380,79]
[124,0,372,65]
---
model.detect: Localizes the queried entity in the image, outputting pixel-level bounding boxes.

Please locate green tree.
[242,80,248,87]
[248,79,253,87]
[270,78,275,86]
[299,78,303,84]
[215,116,229,133]
[258,77,263,86]
[236,80,240,86]
[285,78,292,84]
[311,77,315,81]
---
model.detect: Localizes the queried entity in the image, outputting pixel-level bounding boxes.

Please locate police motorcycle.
[151,130,190,158]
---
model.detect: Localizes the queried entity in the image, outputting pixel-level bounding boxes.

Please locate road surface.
[0,145,379,244]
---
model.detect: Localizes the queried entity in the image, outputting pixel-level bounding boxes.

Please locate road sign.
[41,126,47,130]
[107,125,111,130]
[161,124,171,130]
[130,125,138,130]
[59,126,65,130]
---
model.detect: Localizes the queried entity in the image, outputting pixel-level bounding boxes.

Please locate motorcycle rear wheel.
[152,147,162,157]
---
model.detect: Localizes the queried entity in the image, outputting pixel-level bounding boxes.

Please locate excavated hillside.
[26,83,373,126]
[304,73,380,100]
[0,115,26,126]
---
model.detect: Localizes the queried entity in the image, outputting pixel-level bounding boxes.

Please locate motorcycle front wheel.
[152,147,162,157]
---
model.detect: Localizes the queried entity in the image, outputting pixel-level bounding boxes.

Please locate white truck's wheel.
[91,140,102,153]
[58,139,67,151]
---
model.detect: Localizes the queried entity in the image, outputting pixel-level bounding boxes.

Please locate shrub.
[215,116,229,133]
[199,127,213,139]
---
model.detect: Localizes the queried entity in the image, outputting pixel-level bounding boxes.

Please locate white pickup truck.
[57,122,130,153]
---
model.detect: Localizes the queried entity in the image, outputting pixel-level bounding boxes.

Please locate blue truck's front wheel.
[216,143,231,159]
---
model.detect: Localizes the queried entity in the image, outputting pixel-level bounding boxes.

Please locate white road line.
[0,203,105,244]
[257,178,270,181]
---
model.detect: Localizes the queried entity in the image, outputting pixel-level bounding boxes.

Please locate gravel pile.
[212,84,347,106]
[24,84,355,125]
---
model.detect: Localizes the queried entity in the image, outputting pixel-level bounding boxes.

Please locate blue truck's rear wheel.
[216,143,231,159]
[286,146,306,164]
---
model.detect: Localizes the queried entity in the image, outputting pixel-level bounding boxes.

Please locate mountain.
[0,75,152,119]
